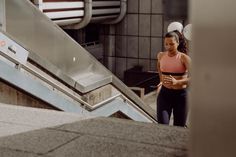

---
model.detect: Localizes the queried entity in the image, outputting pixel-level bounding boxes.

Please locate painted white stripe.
[45,10,84,19]
[42,2,84,10]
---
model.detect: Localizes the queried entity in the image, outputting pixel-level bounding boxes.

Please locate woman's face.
[164,37,179,52]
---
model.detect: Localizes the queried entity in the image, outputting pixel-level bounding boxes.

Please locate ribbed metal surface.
[40,1,84,22]
[93,1,120,7]
[31,0,122,25]
[92,0,120,17]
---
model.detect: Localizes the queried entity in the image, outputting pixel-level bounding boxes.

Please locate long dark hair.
[165,31,188,54]
[173,30,188,54]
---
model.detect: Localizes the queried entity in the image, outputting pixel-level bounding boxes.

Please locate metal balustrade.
[1,0,156,123]
[0,30,155,122]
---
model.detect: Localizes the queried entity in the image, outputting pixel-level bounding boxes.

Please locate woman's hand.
[169,75,178,85]
[156,82,162,94]
[157,82,162,88]
[163,75,178,85]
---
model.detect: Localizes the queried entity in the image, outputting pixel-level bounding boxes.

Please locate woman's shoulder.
[179,52,188,58]
[157,51,167,59]
[180,52,191,63]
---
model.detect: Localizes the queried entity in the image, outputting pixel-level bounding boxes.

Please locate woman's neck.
[167,50,178,57]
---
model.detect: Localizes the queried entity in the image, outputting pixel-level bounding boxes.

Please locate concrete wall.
[0,80,58,110]
[190,0,236,156]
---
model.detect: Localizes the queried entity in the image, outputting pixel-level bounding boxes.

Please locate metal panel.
[91,15,118,22]
[92,8,120,15]
[28,51,76,88]
[0,0,6,30]
[92,98,154,123]
[6,0,112,93]
[92,1,120,7]
[54,18,82,26]
[0,32,28,64]
[45,10,84,19]
[42,2,84,10]
[0,59,88,114]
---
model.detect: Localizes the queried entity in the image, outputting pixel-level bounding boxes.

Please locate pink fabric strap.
[160,53,186,74]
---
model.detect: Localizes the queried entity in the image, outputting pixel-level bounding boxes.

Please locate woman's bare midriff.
[161,74,187,89]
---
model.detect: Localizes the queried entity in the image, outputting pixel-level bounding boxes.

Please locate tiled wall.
[102,0,185,80]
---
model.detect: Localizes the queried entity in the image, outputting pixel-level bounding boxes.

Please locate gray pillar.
[0,0,6,31]
[190,0,236,156]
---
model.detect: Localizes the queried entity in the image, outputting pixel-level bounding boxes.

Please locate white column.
[190,0,236,157]
[0,0,6,30]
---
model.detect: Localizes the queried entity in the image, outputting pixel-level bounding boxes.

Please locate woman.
[156,31,191,127]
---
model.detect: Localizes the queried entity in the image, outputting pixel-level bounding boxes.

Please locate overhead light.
[183,24,192,41]
[167,21,183,33]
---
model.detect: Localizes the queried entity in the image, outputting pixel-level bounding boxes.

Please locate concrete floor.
[0,117,189,157]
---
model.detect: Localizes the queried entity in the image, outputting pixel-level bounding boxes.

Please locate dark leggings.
[157,86,187,127]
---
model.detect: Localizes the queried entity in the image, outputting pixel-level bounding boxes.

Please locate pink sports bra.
[160,52,186,75]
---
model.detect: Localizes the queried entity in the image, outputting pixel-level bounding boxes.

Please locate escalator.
[0,0,157,123]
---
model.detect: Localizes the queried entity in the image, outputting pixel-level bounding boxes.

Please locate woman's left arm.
[171,53,191,86]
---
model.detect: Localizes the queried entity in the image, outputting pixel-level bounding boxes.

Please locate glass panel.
[6,0,111,92]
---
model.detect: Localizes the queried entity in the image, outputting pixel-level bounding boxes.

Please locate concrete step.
[0,103,92,137]
[0,117,189,157]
